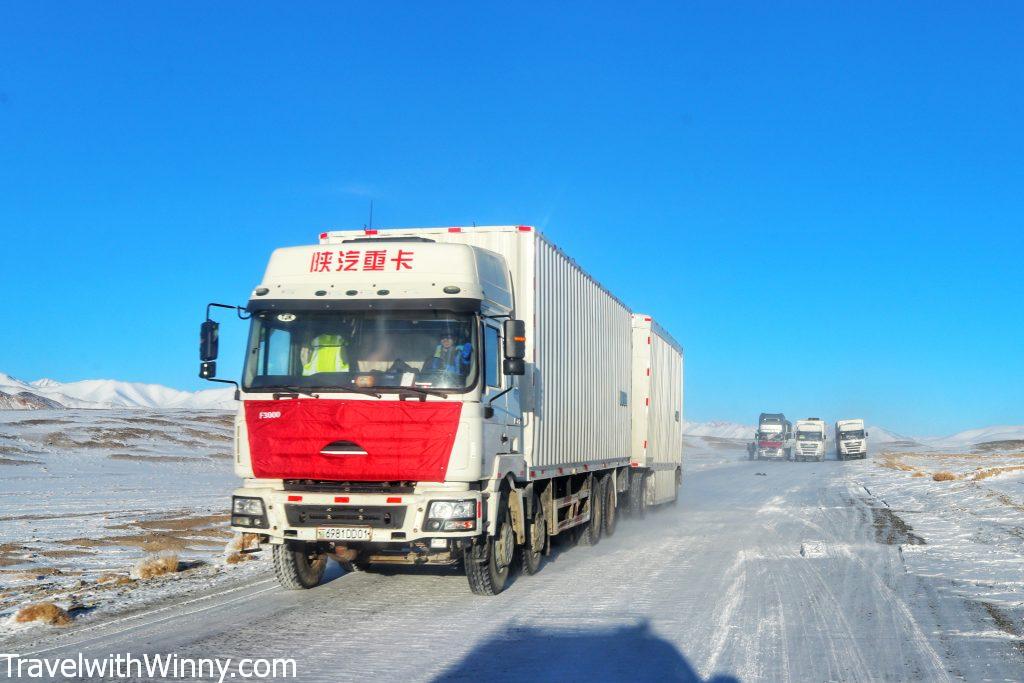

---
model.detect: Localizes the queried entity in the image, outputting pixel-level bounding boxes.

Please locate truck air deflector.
[246,297,481,312]
[245,399,462,482]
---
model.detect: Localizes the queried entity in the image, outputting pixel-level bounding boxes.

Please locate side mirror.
[865,431,869,437]
[503,358,525,376]
[503,319,526,359]
[199,360,217,379]
[200,320,220,361]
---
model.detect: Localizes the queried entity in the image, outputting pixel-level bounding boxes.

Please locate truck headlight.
[427,499,475,520]
[231,496,269,529]
[233,497,265,516]
[425,499,477,531]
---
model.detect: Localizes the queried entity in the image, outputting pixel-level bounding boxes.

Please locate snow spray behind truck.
[200,225,684,595]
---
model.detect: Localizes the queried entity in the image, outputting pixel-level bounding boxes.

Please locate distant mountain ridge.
[0,372,236,411]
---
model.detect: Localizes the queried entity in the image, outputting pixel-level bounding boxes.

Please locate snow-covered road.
[8,454,1022,682]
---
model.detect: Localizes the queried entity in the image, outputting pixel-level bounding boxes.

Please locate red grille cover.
[245,399,462,482]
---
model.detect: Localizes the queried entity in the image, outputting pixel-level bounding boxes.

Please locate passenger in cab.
[301,333,350,375]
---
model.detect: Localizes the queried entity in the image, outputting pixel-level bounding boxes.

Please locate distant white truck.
[835,419,868,460]
[793,418,827,461]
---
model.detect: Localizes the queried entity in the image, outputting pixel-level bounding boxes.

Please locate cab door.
[481,323,522,461]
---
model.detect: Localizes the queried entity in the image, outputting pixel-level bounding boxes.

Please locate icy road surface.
[8,453,1023,682]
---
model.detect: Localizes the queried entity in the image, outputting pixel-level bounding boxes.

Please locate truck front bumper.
[230,486,484,546]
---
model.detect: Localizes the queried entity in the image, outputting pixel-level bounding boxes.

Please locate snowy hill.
[0,372,236,411]
[921,425,1024,449]
[866,425,920,445]
[683,420,754,440]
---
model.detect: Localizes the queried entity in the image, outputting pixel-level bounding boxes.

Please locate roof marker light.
[448,227,462,233]
[517,225,533,232]
[319,232,328,241]
[365,229,378,235]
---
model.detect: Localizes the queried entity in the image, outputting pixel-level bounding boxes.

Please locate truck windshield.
[796,431,822,441]
[840,429,865,440]
[242,310,478,393]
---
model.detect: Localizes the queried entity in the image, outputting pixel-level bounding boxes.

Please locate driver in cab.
[422,330,472,376]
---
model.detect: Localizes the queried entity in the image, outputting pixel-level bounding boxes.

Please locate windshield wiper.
[270,385,382,399]
[271,386,321,399]
[397,386,449,399]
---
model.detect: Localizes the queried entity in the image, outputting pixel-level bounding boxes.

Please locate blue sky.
[1,3,1021,434]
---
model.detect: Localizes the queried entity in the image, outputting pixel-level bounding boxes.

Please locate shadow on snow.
[433,619,740,683]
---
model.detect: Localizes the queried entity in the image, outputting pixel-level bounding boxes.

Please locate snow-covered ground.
[0,409,257,638]
[1,423,1020,680]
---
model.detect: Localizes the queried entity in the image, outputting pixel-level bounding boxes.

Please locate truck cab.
[749,412,793,460]
[793,418,827,461]
[835,419,868,460]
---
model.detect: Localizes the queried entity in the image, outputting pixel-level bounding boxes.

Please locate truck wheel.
[629,472,647,518]
[604,475,618,537]
[579,478,603,546]
[671,469,682,506]
[520,494,546,576]
[272,542,327,590]
[465,495,513,595]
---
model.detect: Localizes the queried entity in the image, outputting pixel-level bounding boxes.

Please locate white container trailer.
[630,314,684,509]
[201,225,682,596]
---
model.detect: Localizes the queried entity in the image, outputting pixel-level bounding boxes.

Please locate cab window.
[484,325,500,388]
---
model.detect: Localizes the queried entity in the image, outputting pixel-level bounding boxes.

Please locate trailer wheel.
[272,542,327,590]
[520,493,546,575]
[465,495,513,595]
[579,477,603,546]
[629,472,647,518]
[603,475,618,537]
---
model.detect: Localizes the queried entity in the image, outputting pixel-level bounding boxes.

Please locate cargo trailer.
[629,314,684,511]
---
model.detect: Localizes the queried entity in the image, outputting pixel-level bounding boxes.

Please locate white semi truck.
[835,418,868,459]
[749,412,793,460]
[200,225,684,595]
[793,418,827,461]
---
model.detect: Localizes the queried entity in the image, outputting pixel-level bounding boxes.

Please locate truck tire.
[579,478,603,546]
[603,475,618,537]
[465,494,513,595]
[520,493,545,576]
[272,542,327,590]
[629,472,647,518]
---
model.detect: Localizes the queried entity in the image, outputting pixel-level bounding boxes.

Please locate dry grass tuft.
[96,573,134,586]
[932,471,958,482]
[225,552,251,565]
[911,471,926,477]
[131,553,180,580]
[15,602,72,626]
[972,465,1024,481]
[224,533,260,565]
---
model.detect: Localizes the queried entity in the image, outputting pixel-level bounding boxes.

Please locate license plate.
[316,526,372,541]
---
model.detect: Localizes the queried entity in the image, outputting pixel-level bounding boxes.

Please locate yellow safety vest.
[302,334,350,375]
